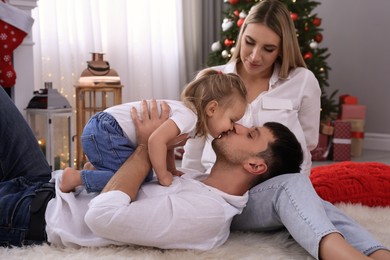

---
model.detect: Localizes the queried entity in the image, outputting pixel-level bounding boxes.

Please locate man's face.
[212,124,275,164]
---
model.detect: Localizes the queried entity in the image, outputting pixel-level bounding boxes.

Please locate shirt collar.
[270,62,290,89]
[226,60,291,89]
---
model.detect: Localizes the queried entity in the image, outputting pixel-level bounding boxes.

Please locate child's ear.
[205,100,219,117]
[243,158,267,176]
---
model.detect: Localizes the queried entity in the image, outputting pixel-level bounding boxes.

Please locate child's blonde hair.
[181,68,247,137]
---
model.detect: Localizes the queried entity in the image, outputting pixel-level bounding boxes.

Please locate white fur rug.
[1,203,389,260]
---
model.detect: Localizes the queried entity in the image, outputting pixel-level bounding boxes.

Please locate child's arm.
[166,147,183,177]
[148,119,181,186]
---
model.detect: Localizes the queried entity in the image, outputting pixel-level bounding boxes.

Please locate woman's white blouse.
[182,61,321,176]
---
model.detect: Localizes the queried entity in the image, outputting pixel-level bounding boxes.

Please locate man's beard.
[212,138,244,165]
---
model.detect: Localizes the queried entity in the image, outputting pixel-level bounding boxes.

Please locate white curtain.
[32,0,192,109]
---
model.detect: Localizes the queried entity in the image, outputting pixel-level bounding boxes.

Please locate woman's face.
[239,23,281,77]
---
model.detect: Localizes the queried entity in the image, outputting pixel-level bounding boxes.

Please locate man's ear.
[205,100,218,117]
[243,158,267,176]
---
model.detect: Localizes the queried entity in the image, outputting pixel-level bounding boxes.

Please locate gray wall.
[315,0,390,135]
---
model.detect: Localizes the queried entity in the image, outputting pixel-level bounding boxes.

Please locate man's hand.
[131,99,170,145]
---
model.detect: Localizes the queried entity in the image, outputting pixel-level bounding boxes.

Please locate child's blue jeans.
[81,112,153,193]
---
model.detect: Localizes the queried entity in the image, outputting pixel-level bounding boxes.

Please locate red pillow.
[310,161,390,207]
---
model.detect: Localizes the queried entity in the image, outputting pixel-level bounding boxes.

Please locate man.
[48,117,304,249]
[0,86,302,250]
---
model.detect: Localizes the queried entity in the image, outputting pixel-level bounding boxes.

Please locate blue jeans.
[0,87,52,246]
[81,112,153,193]
[231,173,387,259]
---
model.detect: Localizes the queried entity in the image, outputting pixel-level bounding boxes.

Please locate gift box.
[339,94,358,105]
[340,104,366,120]
[332,120,351,161]
[339,95,358,117]
[320,122,334,136]
[342,119,365,157]
[311,134,330,161]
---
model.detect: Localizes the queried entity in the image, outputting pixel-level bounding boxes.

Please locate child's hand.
[156,170,174,186]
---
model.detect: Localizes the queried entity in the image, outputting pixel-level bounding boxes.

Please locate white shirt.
[45,169,248,250]
[182,61,321,175]
[105,100,197,146]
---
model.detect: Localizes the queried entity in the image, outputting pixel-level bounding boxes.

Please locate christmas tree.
[207,0,338,122]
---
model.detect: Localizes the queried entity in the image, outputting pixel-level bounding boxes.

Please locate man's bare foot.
[60,167,83,193]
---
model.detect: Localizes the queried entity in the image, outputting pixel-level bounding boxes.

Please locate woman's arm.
[299,71,321,151]
[181,137,207,172]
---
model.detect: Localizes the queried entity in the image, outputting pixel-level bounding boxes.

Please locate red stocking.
[0,1,34,88]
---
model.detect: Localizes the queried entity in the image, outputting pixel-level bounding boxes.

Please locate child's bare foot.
[60,167,83,193]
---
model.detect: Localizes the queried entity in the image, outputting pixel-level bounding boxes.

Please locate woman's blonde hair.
[230,0,306,78]
[181,68,247,137]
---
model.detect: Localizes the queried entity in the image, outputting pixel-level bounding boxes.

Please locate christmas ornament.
[221,50,229,59]
[312,17,322,26]
[222,19,233,32]
[290,12,298,21]
[310,41,318,49]
[211,41,222,52]
[304,52,313,60]
[314,33,323,43]
[237,18,244,27]
[234,10,239,17]
[239,11,247,18]
[229,0,240,5]
[0,1,34,88]
[230,47,236,54]
[224,38,234,47]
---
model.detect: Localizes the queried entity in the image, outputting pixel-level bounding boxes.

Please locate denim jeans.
[81,112,153,193]
[231,173,386,259]
[0,87,52,246]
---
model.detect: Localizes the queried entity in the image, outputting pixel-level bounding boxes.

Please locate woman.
[182,0,390,259]
[183,0,320,176]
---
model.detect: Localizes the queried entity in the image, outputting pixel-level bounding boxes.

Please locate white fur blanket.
[1,203,389,260]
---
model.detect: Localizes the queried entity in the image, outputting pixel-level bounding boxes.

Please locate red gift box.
[311,134,330,161]
[332,120,351,161]
[339,94,358,105]
[340,104,366,120]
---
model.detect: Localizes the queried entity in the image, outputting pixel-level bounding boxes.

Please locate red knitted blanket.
[310,161,390,207]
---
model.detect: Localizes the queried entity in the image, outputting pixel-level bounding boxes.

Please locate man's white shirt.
[45,169,248,250]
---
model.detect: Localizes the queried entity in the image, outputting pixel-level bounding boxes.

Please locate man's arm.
[101,99,170,200]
